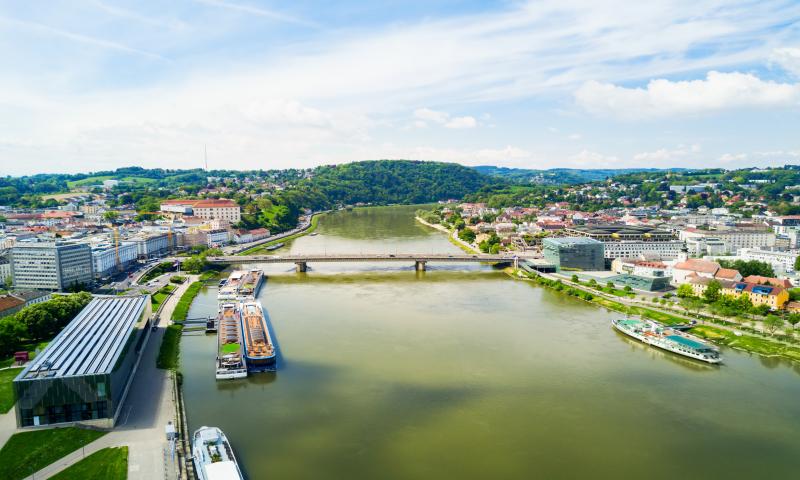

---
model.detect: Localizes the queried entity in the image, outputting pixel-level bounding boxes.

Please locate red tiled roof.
[743,275,792,288]
[674,259,720,274]
[0,295,24,313]
[715,268,741,280]
[161,198,238,208]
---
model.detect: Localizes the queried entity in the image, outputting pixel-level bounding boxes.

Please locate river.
[182,205,800,479]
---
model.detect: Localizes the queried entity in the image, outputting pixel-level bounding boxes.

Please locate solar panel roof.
[17,295,147,380]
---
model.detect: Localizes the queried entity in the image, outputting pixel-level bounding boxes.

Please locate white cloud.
[770,47,800,77]
[633,144,701,164]
[413,108,477,129]
[569,150,620,167]
[444,116,477,129]
[575,71,800,118]
[567,133,582,140]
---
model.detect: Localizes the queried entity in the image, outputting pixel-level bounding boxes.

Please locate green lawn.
[157,324,184,369]
[0,427,107,480]
[50,446,128,480]
[66,175,113,188]
[151,284,176,312]
[691,325,800,361]
[172,282,203,322]
[0,368,23,413]
[0,341,50,368]
[221,342,240,354]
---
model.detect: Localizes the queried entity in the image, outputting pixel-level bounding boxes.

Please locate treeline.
[0,292,92,356]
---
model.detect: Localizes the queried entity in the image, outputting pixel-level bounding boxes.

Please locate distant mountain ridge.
[472,166,689,184]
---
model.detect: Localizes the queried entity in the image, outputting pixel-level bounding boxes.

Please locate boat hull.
[612,319,722,364]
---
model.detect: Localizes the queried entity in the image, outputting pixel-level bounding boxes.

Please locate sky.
[1,0,799,176]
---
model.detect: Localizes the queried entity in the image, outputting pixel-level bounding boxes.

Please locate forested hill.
[307,160,492,205]
[473,166,687,184]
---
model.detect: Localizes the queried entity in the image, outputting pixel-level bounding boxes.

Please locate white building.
[739,248,798,274]
[679,228,775,254]
[206,229,231,247]
[127,233,169,259]
[92,243,139,278]
[685,237,727,256]
[602,241,684,260]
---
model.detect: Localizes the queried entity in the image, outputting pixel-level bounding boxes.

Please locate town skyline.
[1,0,799,175]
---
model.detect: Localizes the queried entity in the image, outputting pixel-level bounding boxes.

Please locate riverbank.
[414,216,479,254]
[513,268,800,363]
[238,211,327,255]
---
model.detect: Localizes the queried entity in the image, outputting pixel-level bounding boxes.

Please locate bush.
[172,282,203,322]
[170,275,187,284]
[157,324,183,369]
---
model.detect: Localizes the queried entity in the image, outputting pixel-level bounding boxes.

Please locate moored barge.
[215,303,248,380]
[241,300,276,371]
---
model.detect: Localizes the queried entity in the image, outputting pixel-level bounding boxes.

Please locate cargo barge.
[215,303,248,380]
[218,269,264,301]
[237,269,264,298]
[241,300,276,371]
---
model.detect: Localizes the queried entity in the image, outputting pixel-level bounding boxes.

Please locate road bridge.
[206,253,522,272]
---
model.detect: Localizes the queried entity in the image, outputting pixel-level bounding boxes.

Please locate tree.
[676,284,694,298]
[787,313,800,329]
[571,274,579,283]
[606,282,614,289]
[103,210,119,222]
[795,254,800,272]
[703,280,722,303]
[751,304,772,316]
[763,315,784,335]
[458,229,476,243]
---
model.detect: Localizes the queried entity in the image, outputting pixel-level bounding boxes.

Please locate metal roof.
[17,295,147,380]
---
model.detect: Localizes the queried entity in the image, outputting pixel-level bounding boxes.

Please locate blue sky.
[1,0,799,175]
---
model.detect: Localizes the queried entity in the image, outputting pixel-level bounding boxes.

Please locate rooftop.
[544,236,603,246]
[17,295,147,380]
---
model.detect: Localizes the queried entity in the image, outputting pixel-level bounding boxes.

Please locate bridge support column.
[415,260,427,272]
[295,261,307,273]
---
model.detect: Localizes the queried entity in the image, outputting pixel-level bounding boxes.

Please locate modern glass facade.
[13,295,149,428]
[543,237,605,271]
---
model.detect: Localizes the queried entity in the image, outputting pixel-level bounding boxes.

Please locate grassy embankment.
[239,212,326,255]
[520,270,800,362]
[150,284,176,312]
[0,367,23,413]
[139,261,174,284]
[157,280,203,370]
[49,446,128,480]
[0,427,107,480]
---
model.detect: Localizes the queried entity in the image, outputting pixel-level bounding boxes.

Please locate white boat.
[612,318,722,364]
[193,426,244,480]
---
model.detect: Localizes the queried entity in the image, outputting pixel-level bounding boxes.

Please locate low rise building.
[0,290,52,318]
[160,199,241,223]
[688,277,789,310]
[13,295,150,428]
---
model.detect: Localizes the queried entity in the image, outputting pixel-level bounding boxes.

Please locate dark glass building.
[13,295,150,428]
[543,237,605,271]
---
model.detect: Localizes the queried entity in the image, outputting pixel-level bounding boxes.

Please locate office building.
[543,237,605,271]
[92,243,139,278]
[11,242,94,291]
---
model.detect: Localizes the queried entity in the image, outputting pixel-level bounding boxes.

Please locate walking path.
[19,275,198,480]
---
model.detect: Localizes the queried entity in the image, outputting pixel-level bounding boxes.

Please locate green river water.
[182,205,800,479]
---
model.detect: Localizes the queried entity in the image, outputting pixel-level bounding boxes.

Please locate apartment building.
[679,228,776,254]
[688,277,789,310]
[92,242,139,278]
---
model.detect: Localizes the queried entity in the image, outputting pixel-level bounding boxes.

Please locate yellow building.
[687,277,789,310]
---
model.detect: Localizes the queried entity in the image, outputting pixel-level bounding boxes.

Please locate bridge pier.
[415,260,427,272]
[295,261,307,273]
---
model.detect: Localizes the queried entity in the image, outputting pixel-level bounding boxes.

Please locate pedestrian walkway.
[17,275,198,480]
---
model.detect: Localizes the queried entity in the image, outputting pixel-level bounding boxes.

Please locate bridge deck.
[207,254,518,264]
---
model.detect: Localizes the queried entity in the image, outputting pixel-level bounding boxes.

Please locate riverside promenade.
[14,275,198,480]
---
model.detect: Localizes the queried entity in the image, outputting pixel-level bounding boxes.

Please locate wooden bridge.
[205,253,522,272]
